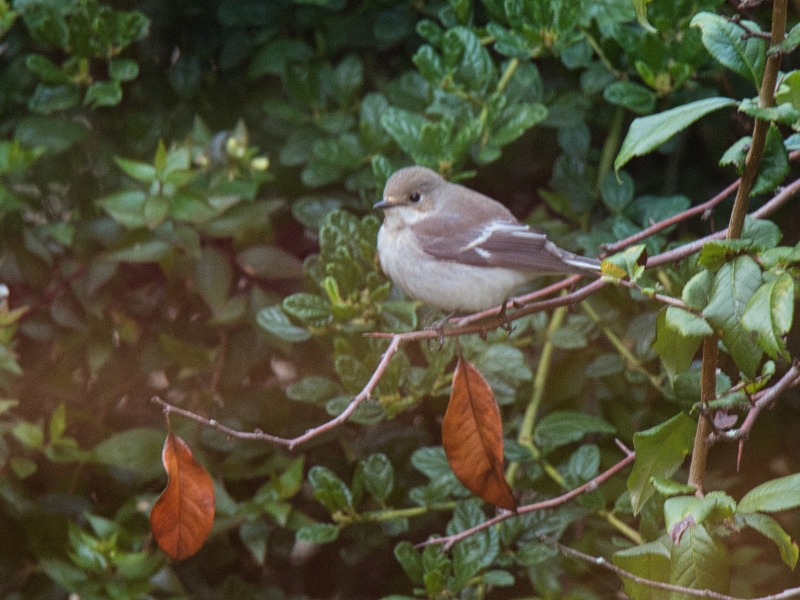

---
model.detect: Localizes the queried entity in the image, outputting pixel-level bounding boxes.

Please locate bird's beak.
[373,198,391,210]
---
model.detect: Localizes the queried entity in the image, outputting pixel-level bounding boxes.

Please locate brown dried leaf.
[442,356,516,511]
[150,429,215,560]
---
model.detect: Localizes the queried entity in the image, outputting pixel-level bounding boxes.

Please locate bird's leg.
[497,299,514,335]
[426,310,457,350]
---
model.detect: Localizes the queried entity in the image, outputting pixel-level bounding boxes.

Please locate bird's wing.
[413,217,601,274]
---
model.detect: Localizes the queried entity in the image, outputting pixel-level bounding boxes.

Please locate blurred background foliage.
[1,0,800,598]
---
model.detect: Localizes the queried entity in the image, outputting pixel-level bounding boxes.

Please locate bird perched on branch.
[373,166,601,313]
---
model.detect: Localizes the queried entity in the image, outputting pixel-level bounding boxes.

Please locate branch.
[710,362,800,444]
[154,169,800,451]
[647,175,800,268]
[416,444,635,551]
[542,535,800,600]
[152,334,405,451]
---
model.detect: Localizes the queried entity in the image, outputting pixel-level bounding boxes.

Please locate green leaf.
[48,403,66,442]
[13,422,44,448]
[394,541,424,584]
[84,81,123,108]
[691,12,765,89]
[670,524,730,596]
[770,22,800,56]
[738,473,800,514]
[16,115,89,154]
[239,520,268,565]
[114,157,157,182]
[307,465,352,512]
[739,513,798,569]
[104,238,171,263]
[751,124,789,195]
[741,273,794,361]
[256,306,311,342]
[739,98,800,126]
[664,492,735,529]
[286,376,340,405]
[109,58,139,82]
[143,194,169,229]
[628,412,696,515]
[28,83,80,113]
[742,216,782,250]
[682,270,714,310]
[363,453,394,502]
[615,98,738,172]
[702,256,764,378]
[295,523,340,544]
[25,54,71,84]
[603,81,656,114]
[482,570,514,587]
[533,411,616,456]
[326,395,386,425]
[193,247,232,314]
[664,307,713,338]
[92,428,165,481]
[491,102,547,146]
[613,538,671,600]
[599,170,635,213]
[283,293,332,328]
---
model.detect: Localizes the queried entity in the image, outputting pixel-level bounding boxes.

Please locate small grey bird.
[373,166,601,313]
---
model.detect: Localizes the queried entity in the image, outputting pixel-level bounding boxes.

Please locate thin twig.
[647,175,800,268]
[602,179,740,255]
[542,535,800,600]
[152,335,405,450]
[711,363,800,444]
[416,444,635,551]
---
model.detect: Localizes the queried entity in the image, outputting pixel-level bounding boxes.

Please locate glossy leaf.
[150,429,216,560]
[739,513,798,569]
[702,256,764,378]
[533,411,615,456]
[628,413,696,515]
[738,473,800,514]
[691,12,765,89]
[741,273,794,361]
[670,524,729,596]
[615,98,737,172]
[613,538,671,600]
[442,357,516,510]
[652,308,704,379]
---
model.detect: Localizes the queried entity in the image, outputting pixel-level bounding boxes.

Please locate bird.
[373,166,601,313]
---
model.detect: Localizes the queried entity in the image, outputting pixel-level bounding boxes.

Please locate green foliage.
[1,0,800,598]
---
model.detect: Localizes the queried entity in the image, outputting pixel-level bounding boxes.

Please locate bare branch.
[542,535,800,600]
[416,444,635,551]
[151,335,406,450]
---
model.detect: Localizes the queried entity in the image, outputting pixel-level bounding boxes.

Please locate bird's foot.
[426,311,457,349]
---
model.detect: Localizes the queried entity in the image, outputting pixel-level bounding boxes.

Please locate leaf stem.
[596,106,625,190]
[581,300,662,391]
[506,304,567,485]
[599,509,643,545]
[496,58,519,93]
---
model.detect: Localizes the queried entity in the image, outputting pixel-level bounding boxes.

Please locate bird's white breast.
[376,224,530,313]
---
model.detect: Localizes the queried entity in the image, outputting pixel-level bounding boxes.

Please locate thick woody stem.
[688,0,787,496]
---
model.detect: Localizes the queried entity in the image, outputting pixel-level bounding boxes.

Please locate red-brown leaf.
[150,429,215,560]
[442,356,516,511]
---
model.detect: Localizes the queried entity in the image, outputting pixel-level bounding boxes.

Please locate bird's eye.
[409,192,421,203]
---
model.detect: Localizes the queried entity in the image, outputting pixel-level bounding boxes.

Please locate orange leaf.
[442,356,516,511]
[150,429,215,560]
